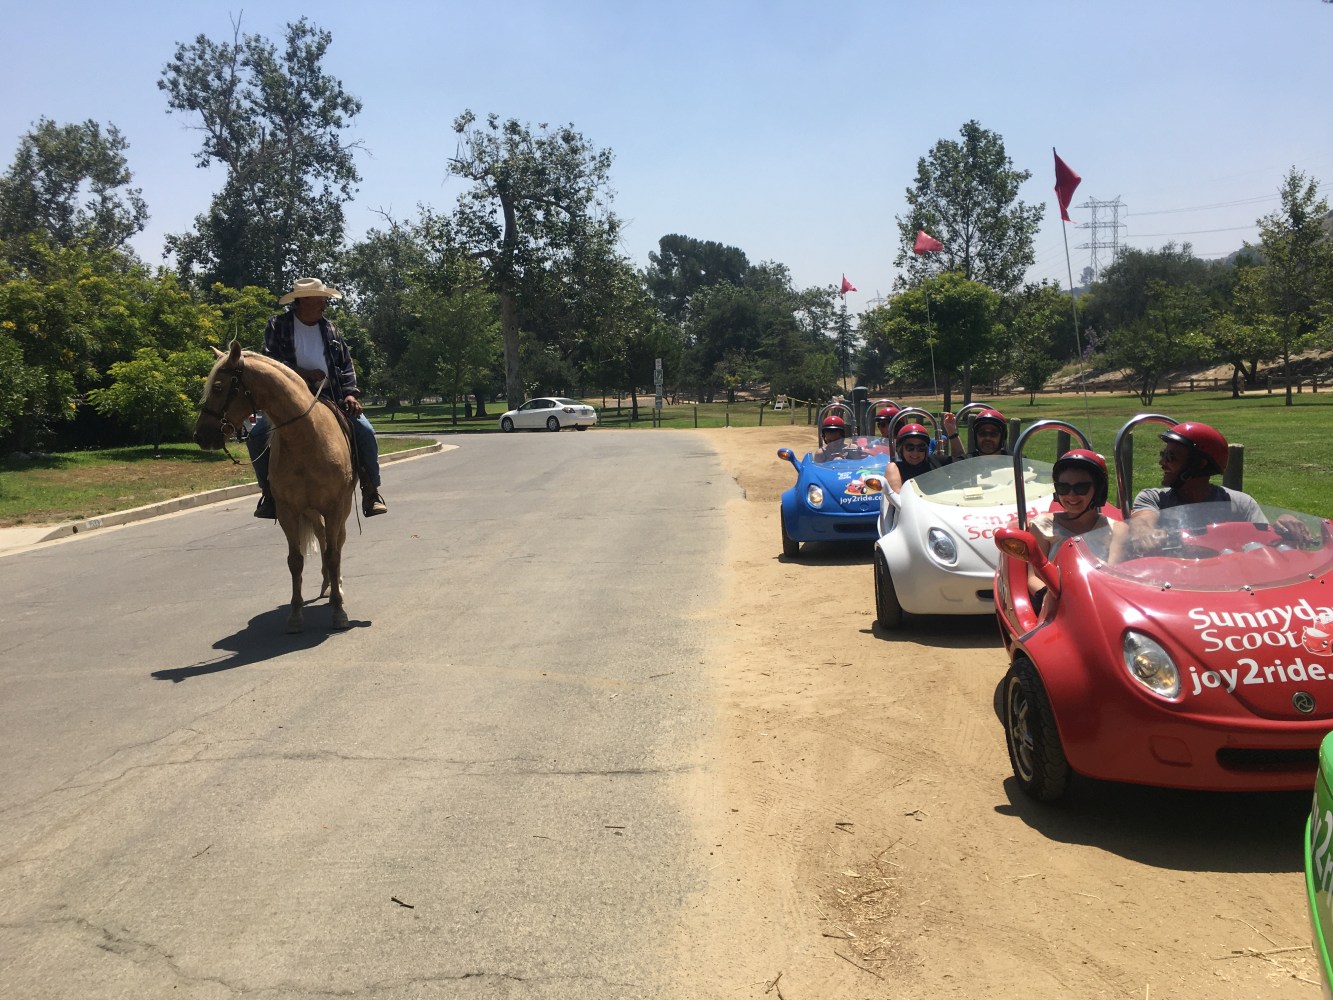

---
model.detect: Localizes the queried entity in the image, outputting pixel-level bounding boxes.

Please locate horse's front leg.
[282,518,306,633]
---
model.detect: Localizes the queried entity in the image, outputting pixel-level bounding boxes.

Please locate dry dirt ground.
[678,425,1321,1000]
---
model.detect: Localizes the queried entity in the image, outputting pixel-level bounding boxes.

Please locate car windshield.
[1077,502,1333,592]
[907,455,1055,509]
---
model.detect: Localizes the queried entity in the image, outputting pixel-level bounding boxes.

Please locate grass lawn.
[0,437,435,527]
[6,384,1331,525]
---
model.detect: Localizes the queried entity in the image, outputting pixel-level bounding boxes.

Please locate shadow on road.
[151,605,370,683]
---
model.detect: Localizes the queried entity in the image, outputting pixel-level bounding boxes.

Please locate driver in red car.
[1113,421,1309,559]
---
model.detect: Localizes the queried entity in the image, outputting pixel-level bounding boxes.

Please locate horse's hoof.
[330,609,349,630]
[286,616,304,633]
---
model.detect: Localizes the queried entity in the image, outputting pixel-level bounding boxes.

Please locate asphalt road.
[0,429,737,998]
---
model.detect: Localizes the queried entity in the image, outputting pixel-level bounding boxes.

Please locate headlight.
[927,527,958,566]
[1122,631,1180,698]
[805,483,825,507]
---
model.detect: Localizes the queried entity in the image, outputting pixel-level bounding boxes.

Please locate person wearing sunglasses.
[864,405,901,456]
[1111,420,1312,559]
[815,414,867,463]
[1027,449,1121,608]
[941,407,1008,461]
[885,423,945,493]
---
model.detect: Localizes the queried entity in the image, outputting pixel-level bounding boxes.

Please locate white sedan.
[498,397,598,432]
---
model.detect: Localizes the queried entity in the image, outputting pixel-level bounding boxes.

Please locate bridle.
[200,357,326,462]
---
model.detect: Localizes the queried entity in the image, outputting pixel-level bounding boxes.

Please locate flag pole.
[1054,148,1090,425]
[923,286,939,400]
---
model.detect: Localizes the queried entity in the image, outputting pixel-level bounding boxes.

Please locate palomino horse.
[194,341,356,632]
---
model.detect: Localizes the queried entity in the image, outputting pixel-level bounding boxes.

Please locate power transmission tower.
[1076,197,1126,281]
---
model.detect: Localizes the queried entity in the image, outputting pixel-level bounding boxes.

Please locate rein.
[201,357,326,463]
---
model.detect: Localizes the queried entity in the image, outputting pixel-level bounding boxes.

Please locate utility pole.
[1076,197,1127,282]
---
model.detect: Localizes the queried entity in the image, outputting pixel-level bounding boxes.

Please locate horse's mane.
[238,350,310,394]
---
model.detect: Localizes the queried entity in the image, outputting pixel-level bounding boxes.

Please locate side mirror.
[777,448,799,468]
[994,526,1059,593]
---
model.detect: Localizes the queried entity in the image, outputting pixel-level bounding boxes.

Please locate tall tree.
[159,17,362,293]
[870,273,1000,410]
[1102,280,1212,405]
[1235,168,1333,405]
[445,111,619,409]
[645,235,750,323]
[1002,283,1070,404]
[0,118,147,252]
[894,121,1042,293]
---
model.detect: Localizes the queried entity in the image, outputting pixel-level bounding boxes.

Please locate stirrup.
[254,493,276,519]
[362,491,387,517]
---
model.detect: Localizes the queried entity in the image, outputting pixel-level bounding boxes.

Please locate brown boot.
[362,489,387,517]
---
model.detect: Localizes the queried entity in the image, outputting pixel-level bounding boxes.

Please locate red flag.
[913,230,944,255]
[1054,150,1081,223]
[840,275,856,295]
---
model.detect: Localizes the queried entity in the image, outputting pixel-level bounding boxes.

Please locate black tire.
[781,517,800,558]
[501,417,514,433]
[546,416,560,431]
[873,549,904,629]
[574,424,588,431]
[1003,657,1070,801]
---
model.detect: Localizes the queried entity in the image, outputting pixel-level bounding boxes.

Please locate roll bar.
[816,401,857,447]
[1009,419,1093,531]
[1112,413,1175,521]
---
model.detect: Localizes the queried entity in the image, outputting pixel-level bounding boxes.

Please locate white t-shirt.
[293,318,326,375]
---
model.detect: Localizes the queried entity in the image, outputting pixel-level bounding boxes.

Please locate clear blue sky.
[5,1,1332,309]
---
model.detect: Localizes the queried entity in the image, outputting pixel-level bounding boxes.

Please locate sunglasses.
[900,443,927,453]
[1054,481,1094,496]
[1159,449,1185,464]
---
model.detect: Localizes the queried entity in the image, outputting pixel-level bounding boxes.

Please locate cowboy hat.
[279,277,344,305]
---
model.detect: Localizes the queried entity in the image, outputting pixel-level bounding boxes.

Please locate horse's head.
[194,341,256,450]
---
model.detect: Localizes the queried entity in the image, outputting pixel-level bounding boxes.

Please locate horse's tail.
[299,513,316,558]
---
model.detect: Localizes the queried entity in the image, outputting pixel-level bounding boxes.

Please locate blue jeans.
[247,410,380,493]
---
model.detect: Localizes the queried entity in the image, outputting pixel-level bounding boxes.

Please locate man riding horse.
[248,277,387,519]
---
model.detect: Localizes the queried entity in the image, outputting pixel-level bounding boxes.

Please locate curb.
[32,442,445,545]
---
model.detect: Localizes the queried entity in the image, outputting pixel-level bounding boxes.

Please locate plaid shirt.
[262,311,360,400]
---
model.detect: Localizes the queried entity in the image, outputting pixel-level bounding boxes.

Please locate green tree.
[445,111,620,409]
[212,283,278,349]
[1234,168,1333,405]
[645,234,749,323]
[872,273,1000,410]
[0,118,148,253]
[86,347,213,455]
[1004,283,1070,404]
[1083,242,1233,334]
[894,121,1043,293]
[159,17,363,293]
[1102,281,1212,404]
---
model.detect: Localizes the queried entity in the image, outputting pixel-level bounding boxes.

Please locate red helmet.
[896,423,931,447]
[821,414,847,436]
[873,405,900,429]
[1160,421,1228,477]
[971,408,1008,449]
[1052,448,1109,509]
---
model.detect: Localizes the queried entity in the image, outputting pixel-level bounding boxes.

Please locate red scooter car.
[993,414,1333,801]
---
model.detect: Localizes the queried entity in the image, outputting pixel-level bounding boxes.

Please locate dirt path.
[682,425,1319,999]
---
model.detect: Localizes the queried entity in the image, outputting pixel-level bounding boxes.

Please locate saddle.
[317,396,361,488]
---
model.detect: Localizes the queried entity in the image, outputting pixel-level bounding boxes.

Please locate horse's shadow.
[152,605,370,683]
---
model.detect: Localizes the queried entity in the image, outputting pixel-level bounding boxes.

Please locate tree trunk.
[630,387,639,420]
[471,384,489,418]
[962,362,973,406]
[500,290,522,410]
[1285,347,1293,407]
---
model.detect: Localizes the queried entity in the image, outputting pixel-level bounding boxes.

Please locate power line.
[1131,195,1277,217]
